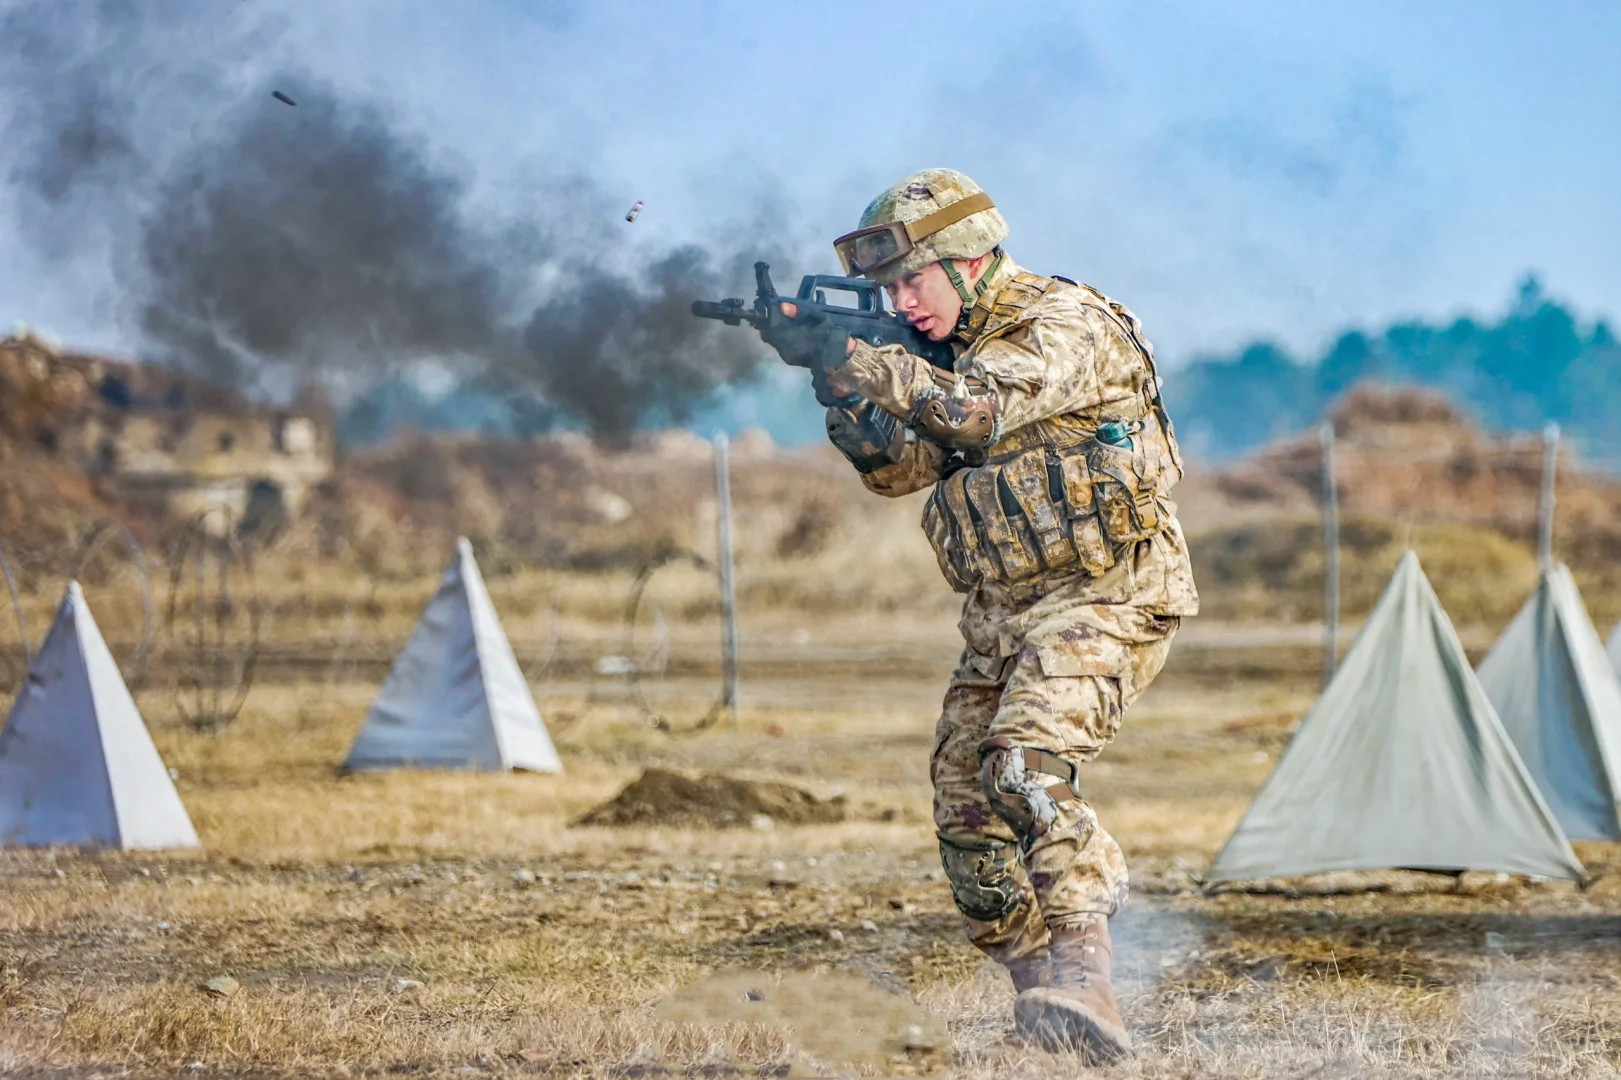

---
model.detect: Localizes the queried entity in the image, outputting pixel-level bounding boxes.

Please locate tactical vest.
[922,273,1183,593]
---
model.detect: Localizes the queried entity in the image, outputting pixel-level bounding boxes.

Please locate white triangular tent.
[1477,564,1621,840]
[0,582,199,849]
[1207,551,1582,883]
[344,538,562,773]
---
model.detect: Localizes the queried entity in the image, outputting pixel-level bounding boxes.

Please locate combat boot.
[1013,918,1132,1061]
[1005,951,1050,993]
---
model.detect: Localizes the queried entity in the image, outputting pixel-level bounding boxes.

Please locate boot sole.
[1014,991,1134,1063]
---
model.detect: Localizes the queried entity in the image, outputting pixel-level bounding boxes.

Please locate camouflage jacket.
[831,257,1198,660]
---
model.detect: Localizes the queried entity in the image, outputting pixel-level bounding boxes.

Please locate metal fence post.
[1537,422,1560,570]
[1320,423,1340,689]
[713,433,740,725]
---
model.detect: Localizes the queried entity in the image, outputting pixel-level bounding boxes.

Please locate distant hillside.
[1171,276,1620,464]
[1176,383,1621,624]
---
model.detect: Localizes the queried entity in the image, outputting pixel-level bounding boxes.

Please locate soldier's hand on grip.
[756,302,833,368]
[754,305,859,407]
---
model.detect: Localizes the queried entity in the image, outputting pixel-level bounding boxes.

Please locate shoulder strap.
[1071,282,1184,475]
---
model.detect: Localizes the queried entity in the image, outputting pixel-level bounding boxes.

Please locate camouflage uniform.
[833,254,1198,968]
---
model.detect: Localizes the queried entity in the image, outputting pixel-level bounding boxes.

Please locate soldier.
[820,169,1199,1058]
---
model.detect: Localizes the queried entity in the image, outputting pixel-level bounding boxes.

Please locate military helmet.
[833,168,1008,286]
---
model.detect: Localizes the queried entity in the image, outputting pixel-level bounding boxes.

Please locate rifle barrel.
[691,299,756,325]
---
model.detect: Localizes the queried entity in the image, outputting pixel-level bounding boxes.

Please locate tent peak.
[1478,561,1621,841]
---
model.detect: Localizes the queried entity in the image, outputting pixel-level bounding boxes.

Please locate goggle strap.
[832,192,997,276]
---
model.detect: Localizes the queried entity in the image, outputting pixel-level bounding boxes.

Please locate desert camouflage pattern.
[858,434,948,499]
[834,254,1197,971]
[837,256,1198,622]
[851,168,1009,286]
[935,605,1177,945]
[839,258,1174,447]
[823,401,904,474]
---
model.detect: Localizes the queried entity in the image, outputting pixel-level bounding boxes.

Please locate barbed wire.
[0,534,28,665]
[533,581,564,680]
[622,546,728,735]
[68,518,154,694]
[163,508,261,733]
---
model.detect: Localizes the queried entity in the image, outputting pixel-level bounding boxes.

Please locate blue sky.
[3,0,1617,367]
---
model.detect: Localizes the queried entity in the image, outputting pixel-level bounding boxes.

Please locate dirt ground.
[3,622,1620,1080]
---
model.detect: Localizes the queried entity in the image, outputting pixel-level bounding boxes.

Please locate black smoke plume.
[137,89,526,391]
[523,246,769,435]
[1,0,785,438]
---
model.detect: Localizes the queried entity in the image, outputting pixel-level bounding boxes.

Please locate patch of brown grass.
[2,531,1621,1079]
[1,652,1618,1078]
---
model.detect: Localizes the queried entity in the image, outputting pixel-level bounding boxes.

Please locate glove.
[810,364,861,409]
[757,306,835,368]
[825,401,903,474]
[756,306,859,408]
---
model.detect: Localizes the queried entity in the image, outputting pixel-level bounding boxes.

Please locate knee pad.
[978,738,1081,851]
[937,832,1022,922]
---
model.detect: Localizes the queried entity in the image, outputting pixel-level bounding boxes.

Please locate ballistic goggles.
[832,191,996,277]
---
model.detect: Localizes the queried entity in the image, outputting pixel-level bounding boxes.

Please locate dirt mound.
[576,768,846,829]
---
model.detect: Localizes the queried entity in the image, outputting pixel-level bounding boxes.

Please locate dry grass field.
[5,388,1621,1076]
[3,607,1621,1079]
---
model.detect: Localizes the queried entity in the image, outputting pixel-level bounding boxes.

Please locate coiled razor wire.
[535,581,565,679]
[0,534,28,666]
[293,580,383,732]
[68,518,155,694]
[529,580,583,730]
[164,508,261,733]
[623,546,729,734]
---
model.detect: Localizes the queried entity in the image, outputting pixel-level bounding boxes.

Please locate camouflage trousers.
[932,603,1177,968]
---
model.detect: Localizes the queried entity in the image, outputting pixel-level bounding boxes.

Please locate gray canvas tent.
[344,538,562,773]
[1477,563,1621,840]
[0,582,200,849]
[1207,551,1583,883]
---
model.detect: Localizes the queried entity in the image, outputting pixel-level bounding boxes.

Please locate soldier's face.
[884,262,964,342]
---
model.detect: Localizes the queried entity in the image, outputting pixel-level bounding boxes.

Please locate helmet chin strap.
[944,248,1005,333]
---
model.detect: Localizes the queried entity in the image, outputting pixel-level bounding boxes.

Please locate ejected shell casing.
[272,90,297,107]
[625,200,644,222]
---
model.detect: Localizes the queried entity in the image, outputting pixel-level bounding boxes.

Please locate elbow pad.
[908,381,1001,453]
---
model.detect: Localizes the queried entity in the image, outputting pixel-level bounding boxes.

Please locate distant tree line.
[1168,277,1621,464]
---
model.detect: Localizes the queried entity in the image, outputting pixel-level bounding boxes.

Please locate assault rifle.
[691,261,954,408]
